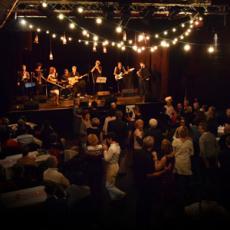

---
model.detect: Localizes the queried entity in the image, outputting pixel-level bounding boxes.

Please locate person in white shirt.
[172,126,194,207]
[103,132,126,200]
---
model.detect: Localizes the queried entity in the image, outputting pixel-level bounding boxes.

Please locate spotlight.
[69,23,75,29]
[96,17,102,25]
[116,26,122,33]
[58,14,64,20]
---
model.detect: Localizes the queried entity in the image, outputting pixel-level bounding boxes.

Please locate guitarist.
[70,65,86,97]
[113,62,126,94]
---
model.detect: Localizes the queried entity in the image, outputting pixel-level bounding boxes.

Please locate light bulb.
[184,44,191,51]
[96,17,102,24]
[116,26,122,33]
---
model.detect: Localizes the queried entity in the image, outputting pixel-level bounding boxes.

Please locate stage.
[7,93,163,138]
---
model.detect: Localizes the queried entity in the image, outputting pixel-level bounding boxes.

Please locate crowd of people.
[0,96,230,228]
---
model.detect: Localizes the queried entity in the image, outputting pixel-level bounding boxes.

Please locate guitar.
[68,73,88,86]
[115,68,135,81]
[46,75,65,89]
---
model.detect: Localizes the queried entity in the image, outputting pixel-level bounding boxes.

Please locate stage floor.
[10,94,145,112]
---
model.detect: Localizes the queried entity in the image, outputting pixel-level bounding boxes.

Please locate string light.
[20,19,27,26]
[46,30,50,34]
[96,17,102,25]
[181,23,185,28]
[111,42,115,46]
[77,7,84,14]
[184,44,191,52]
[207,46,215,54]
[42,1,48,8]
[85,41,89,45]
[52,33,56,38]
[115,26,122,33]
[93,35,98,41]
[58,13,64,20]
[69,23,75,29]
[155,34,159,38]
[128,40,133,44]
[37,28,41,32]
[68,37,72,41]
[29,24,33,29]
[172,28,177,32]
[163,31,168,35]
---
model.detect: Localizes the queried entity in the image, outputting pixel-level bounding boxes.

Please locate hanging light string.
[18,15,216,54]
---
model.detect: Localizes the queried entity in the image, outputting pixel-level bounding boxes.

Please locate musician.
[70,66,80,78]
[33,63,45,96]
[17,64,30,96]
[60,68,70,85]
[47,66,60,105]
[114,62,126,94]
[70,66,86,97]
[137,62,151,97]
[90,60,104,92]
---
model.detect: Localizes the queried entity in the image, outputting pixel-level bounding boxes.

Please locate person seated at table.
[17,145,36,167]
[43,156,90,207]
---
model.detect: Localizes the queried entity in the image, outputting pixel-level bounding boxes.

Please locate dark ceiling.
[0,1,229,28]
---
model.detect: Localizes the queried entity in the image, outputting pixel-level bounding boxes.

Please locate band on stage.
[17,60,153,105]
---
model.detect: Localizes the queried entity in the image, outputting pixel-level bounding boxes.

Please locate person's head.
[143,136,154,150]
[118,62,122,68]
[226,108,230,118]
[165,96,173,105]
[22,64,27,71]
[183,99,190,107]
[91,117,100,127]
[134,105,140,114]
[110,102,117,110]
[135,119,144,129]
[82,110,90,120]
[87,134,99,146]
[49,66,56,74]
[106,132,117,145]
[177,126,189,139]
[177,103,183,111]
[140,62,145,68]
[72,65,77,72]
[193,101,200,111]
[149,118,158,129]
[198,122,208,134]
[161,139,173,155]
[95,60,101,66]
[115,110,123,120]
[46,156,58,168]
[179,117,186,127]
[64,68,69,75]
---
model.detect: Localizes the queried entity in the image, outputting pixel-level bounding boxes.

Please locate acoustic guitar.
[68,73,88,86]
